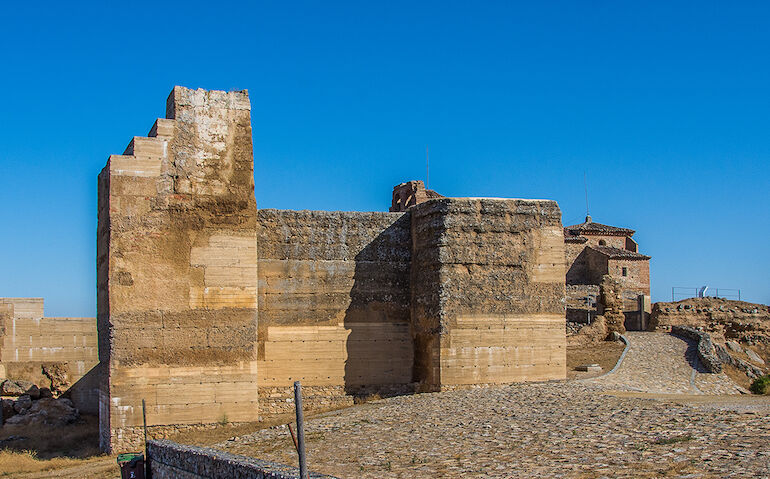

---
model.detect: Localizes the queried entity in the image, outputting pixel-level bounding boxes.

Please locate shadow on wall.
[343,214,415,398]
[66,364,101,415]
[566,249,590,285]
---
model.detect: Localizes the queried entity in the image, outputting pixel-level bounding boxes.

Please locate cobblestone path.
[215,333,768,478]
[587,332,741,395]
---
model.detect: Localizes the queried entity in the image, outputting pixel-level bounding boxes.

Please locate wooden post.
[294,381,308,479]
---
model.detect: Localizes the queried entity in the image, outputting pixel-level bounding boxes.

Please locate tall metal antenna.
[426,145,429,189]
[583,172,590,219]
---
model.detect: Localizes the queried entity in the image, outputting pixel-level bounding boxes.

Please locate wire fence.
[671,286,741,302]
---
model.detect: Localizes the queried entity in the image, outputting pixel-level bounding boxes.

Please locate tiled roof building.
[564,216,651,329]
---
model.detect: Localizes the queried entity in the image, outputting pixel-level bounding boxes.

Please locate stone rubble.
[0,378,80,426]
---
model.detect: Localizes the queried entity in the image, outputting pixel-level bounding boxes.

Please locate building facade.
[563,216,651,328]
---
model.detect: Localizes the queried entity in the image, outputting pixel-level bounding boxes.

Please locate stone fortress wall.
[257,210,414,414]
[98,87,259,451]
[98,86,568,452]
[0,298,98,413]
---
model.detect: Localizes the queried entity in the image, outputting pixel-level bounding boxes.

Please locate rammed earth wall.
[410,199,567,389]
[0,298,98,413]
[98,86,568,452]
[98,87,259,452]
[256,210,414,412]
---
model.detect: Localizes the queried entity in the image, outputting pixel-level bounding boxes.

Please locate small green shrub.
[750,375,770,395]
[218,413,229,426]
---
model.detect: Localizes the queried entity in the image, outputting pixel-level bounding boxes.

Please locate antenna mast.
[584,172,590,219]
[426,145,429,189]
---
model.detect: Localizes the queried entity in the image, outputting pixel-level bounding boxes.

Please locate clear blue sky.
[1,1,768,316]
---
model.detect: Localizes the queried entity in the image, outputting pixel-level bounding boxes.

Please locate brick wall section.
[583,234,626,249]
[147,440,338,479]
[256,209,413,412]
[410,198,566,389]
[98,87,259,452]
[608,258,650,306]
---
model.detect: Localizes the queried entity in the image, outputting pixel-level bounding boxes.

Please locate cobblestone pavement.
[586,332,742,395]
[215,332,769,478]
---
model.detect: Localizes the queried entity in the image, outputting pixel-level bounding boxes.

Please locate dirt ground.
[566,339,626,379]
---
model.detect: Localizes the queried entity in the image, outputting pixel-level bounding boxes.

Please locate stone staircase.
[107,118,175,179]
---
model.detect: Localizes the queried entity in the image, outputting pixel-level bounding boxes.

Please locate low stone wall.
[670,326,722,373]
[147,439,337,478]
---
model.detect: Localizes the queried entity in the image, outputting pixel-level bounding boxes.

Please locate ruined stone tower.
[97,87,259,451]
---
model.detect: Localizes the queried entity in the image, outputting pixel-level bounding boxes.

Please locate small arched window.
[598,239,607,246]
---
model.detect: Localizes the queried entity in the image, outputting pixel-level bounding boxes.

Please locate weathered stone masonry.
[98,87,259,452]
[98,86,568,452]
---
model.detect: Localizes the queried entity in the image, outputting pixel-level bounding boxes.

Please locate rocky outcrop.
[0,378,80,426]
[41,363,69,396]
[714,344,765,379]
[0,379,40,398]
[650,298,769,345]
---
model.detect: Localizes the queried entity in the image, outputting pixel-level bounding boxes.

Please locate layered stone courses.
[410,199,566,389]
[0,298,98,413]
[98,87,259,452]
[98,86,568,452]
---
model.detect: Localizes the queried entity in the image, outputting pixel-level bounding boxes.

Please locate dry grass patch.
[0,414,100,459]
[0,450,109,477]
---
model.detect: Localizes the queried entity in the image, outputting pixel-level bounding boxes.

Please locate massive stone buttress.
[410,198,567,389]
[97,87,258,452]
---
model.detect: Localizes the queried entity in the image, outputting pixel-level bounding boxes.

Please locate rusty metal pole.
[142,398,148,448]
[143,398,150,478]
[294,381,308,479]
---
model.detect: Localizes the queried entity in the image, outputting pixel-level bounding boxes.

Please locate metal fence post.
[143,398,151,479]
[294,381,308,479]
